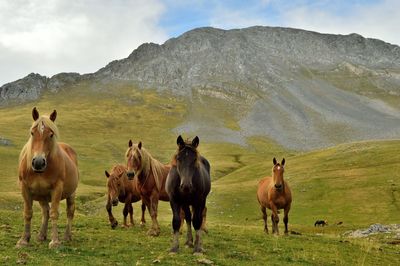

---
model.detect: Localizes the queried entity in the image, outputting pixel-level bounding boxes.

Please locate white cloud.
[0,0,168,85]
[280,0,400,46]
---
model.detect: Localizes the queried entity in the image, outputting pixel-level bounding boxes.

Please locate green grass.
[0,84,400,265]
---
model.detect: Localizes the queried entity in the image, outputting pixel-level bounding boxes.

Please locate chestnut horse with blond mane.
[125,140,170,236]
[105,164,146,229]
[17,107,79,248]
[257,158,292,235]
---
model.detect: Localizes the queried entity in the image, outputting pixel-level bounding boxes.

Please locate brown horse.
[17,107,79,248]
[125,140,170,236]
[105,164,146,229]
[257,158,292,235]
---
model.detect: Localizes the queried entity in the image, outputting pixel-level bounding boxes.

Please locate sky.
[0,0,399,86]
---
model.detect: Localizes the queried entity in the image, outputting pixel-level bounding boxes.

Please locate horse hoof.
[16,239,29,248]
[49,240,61,249]
[193,247,205,254]
[169,246,179,253]
[64,234,72,242]
[147,229,160,236]
[37,234,47,242]
[111,220,118,229]
[185,241,194,248]
[140,222,146,227]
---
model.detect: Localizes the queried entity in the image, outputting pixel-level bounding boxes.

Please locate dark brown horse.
[257,158,292,235]
[166,136,211,253]
[105,164,146,229]
[17,107,79,248]
[125,140,170,236]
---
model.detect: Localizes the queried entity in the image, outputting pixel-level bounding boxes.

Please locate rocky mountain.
[1,26,400,150]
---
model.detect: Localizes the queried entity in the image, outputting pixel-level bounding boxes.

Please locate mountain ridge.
[1,26,400,150]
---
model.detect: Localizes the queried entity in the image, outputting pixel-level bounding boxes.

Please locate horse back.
[58,142,78,166]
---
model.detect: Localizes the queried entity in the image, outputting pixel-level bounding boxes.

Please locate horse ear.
[105,170,110,178]
[138,141,142,150]
[32,107,39,121]
[49,110,57,122]
[128,140,133,147]
[192,136,199,148]
[273,157,277,165]
[281,158,285,166]
[177,135,185,149]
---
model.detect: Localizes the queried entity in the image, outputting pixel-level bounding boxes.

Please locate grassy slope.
[0,84,399,265]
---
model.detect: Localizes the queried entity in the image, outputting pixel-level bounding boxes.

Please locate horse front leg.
[122,202,130,228]
[16,186,33,248]
[148,193,160,236]
[64,193,75,241]
[193,204,205,254]
[38,201,50,242]
[201,206,208,234]
[283,204,291,235]
[140,202,146,226]
[49,182,63,248]
[270,204,279,235]
[106,197,118,229]
[128,203,134,227]
[170,200,182,253]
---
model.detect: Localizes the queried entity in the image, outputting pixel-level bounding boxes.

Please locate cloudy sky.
[0,0,398,86]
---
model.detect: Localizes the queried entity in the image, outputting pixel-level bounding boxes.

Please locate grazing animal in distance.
[125,140,170,236]
[166,135,211,253]
[105,164,146,229]
[314,220,328,227]
[257,158,292,235]
[16,107,79,249]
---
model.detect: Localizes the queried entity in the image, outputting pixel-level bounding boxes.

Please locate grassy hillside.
[0,85,399,265]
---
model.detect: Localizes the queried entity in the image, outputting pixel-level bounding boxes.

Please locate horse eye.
[50,133,54,138]
[30,131,34,136]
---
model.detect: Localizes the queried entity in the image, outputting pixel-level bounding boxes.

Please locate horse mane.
[19,116,60,171]
[128,145,167,191]
[111,164,127,177]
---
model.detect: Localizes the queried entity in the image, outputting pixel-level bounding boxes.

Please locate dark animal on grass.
[125,140,171,236]
[257,158,292,235]
[17,107,79,249]
[105,164,146,229]
[166,135,211,253]
[314,220,328,227]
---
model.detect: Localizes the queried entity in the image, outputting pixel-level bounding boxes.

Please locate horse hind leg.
[64,194,75,242]
[261,206,268,234]
[201,206,208,234]
[38,201,50,242]
[183,206,193,248]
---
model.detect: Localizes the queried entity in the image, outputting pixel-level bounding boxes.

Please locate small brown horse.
[125,140,170,236]
[105,164,146,229]
[17,107,79,248]
[257,158,292,235]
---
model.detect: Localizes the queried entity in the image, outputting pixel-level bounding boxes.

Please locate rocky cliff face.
[0,72,81,105]
[1,26,400,150]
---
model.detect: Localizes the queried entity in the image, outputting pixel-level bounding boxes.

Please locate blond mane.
[19,116,60,171]
[127,145,167,191]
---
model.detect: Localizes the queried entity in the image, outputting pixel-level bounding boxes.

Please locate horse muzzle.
[32,156,47,173]
[274,184,283,191]
[126,171,135,180]
[179,182,193,193]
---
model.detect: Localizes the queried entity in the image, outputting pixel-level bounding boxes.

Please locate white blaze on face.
[39,121,45,135]
[277,166,281,171]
